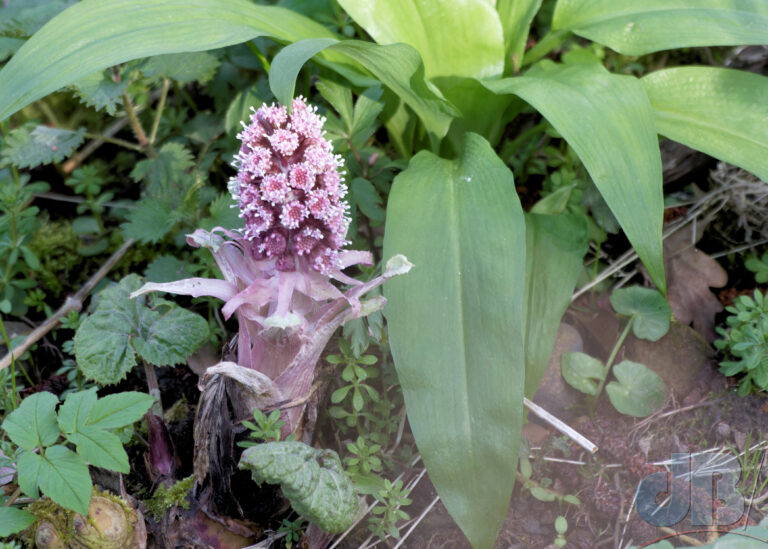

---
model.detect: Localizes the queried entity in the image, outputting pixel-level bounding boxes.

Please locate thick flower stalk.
[132,98,410,438]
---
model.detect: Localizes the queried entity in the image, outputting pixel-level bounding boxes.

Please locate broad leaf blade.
[336,0,505,79]
[483,64,665,292]
[38,445,92,515]
[523,213,588,397]
[642,67,768,182]
[74,310,138,385]
[610,286,671,341]
[497,0,543,71]
[2,391,60,451]
[552,0,768,56]
[270,38,456,142]
[87,392,155,430]
[239,441,359,534]
[133,306,209,366]
[0,0,346,122]
[57,388,98,434]
[66,427,130,473]
[561,351,605,396]
[0,506,36,537]
[383,133,525,549]
[605,360,665,417]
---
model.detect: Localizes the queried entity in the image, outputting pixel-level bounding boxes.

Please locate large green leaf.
[523,213,588,398]
[383,133,526,549]
[483,64,665,292]
[497,0,543,71]
[642,67,768,182]
[37,444,92,515]
[552,0,768,56]
[552,0,768,55]
[2,391,60,451]
[336,0,505,79]
[0,0,349,122]
[0,506,36,537]
[269,38,456,142]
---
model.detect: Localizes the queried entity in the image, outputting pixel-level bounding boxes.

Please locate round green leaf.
[609,286,671,341]
[605,360,665,417]
[561,352,605,396]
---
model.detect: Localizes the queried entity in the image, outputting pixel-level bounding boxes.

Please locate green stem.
[592,317,634,405]
[83,132,143,152]
[149,78,171,146]
[0,317,19,409]
[521,29,569,68]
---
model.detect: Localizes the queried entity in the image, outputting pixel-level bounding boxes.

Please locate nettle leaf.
[200,193,243,231]
[561,351,605,396]
[0,506,36,537]
[121,200,177,244]
[70,70,128,115]
[2,391,60,451]
[38,444,92,515]
[130,142,194,200]
[139,51,221,84]
[1,124,85,169]
[75,274,208,384]
[605,360,665,417]
[610,286,671,341]
[145,255,196,283]
[239,441,359,534]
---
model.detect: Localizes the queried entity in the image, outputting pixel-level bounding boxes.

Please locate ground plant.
[0,0,766,548]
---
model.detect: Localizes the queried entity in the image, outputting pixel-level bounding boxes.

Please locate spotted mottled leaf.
[1,124,85,168]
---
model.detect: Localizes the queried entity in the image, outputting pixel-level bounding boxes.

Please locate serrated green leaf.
[239,441,359,533]
[139,51,220,84]
[200,193,243,231]
[484,64,665,292]
[57,388,98,434]
[605,360,665,417]
[337,0,505,79]
[561,352,606,396]
[70,70,128,115]
[132,306,209,367]
[130,142,194,200]
[641,67,768,182]
[0,506,36,537]
[2,391,60,451]
[610,286,671,341]
[382,133,525,549]
[38,444,92,514]
[1,124,85,169]
[121,200,177,244]
[86,392,155,430]
[65,427,129,473]
[145,255,195,283]
[552,0,768,56]
[74,310,138,385]
[16,450,43,499]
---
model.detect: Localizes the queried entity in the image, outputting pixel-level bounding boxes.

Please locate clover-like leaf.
[239,441,360,533]
[605,360,665,417]
[561,351,605,396]
[2,391,60,451]
[610,286,671,341]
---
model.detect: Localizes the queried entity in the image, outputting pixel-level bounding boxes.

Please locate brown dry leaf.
[664,224,727,342]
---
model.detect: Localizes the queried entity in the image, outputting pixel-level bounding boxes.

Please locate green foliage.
[383,133,526,548]
[715,290,768,395]
[74,274,209,384]
[518,453,581,507]
[0,389,153,518]
[1,124,85,169]
[562,286,667,417]
[277,517,305,549]
[144,475,194,520]
[0,506,35,538]
[238,441,360,534]
[237,409,285,448]
[746,252,768,284]
[70,70,128,115]
[553,516,568,548]
[138,52,221,85]
[367,478,411,541]
[328,341,380,430]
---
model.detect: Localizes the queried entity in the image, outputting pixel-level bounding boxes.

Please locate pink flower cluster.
[229,97,350,274]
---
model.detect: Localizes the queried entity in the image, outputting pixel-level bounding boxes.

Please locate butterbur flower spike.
[132,97,411,439]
